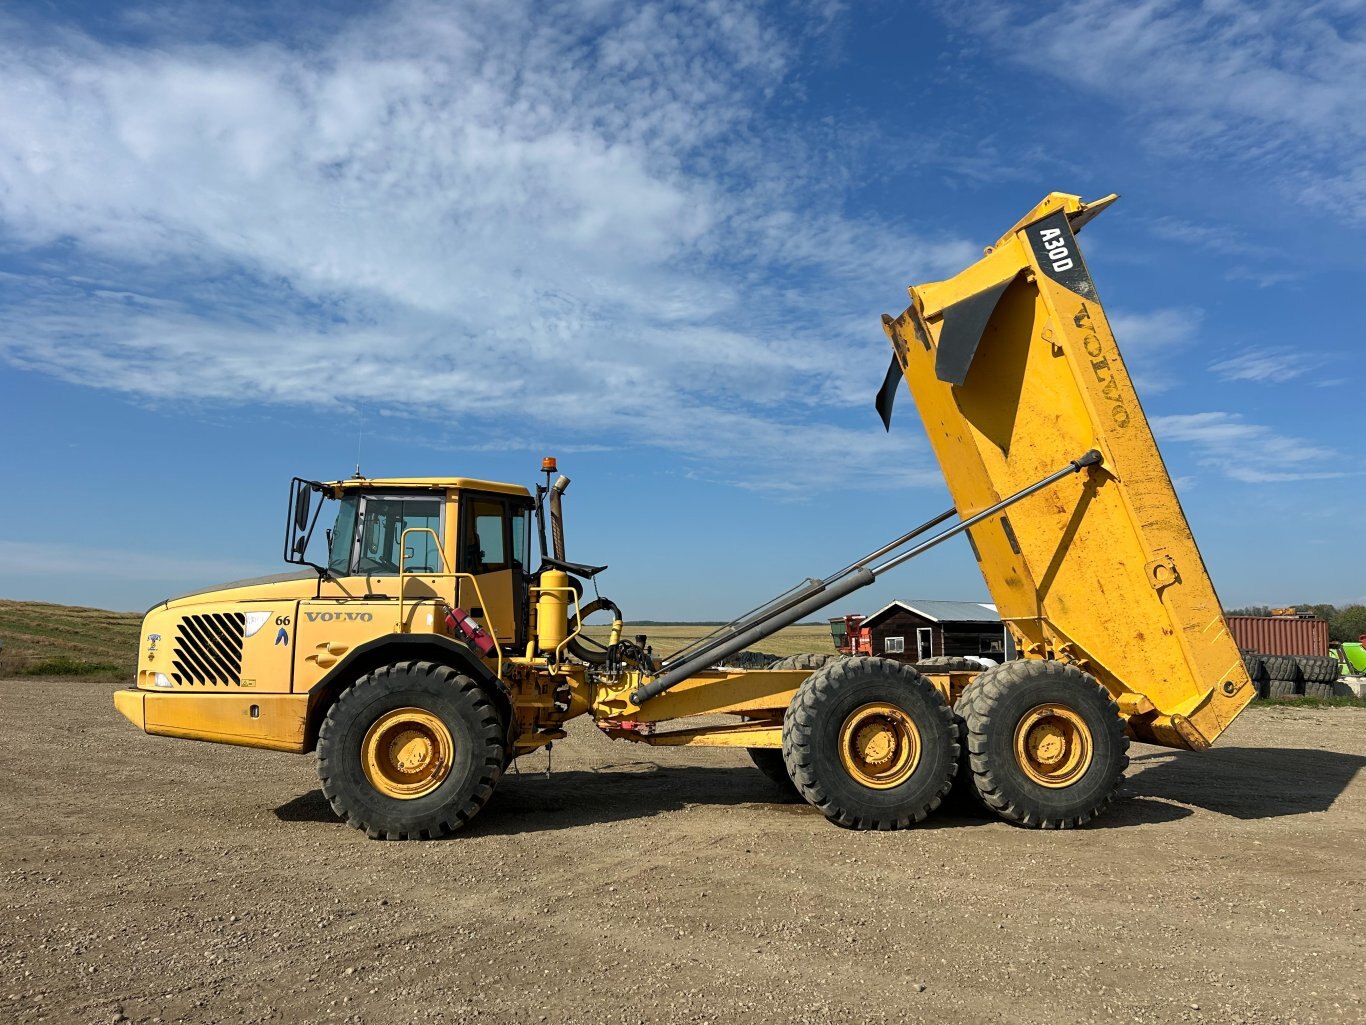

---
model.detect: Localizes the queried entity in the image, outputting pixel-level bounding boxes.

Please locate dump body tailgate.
[880,193,1252,750]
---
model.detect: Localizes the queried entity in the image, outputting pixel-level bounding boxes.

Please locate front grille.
[172,612,246,687]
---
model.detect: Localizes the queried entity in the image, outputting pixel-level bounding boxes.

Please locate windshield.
[327,495,360,575]
[323,493,444,576]
[358,496,443,574]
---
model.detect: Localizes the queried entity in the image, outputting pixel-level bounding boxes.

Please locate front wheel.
[782,656,958,829]
[958,660,1128,828]
[317,661,505,839]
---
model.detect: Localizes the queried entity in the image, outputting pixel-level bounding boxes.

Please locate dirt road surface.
[3,677,1363,1025]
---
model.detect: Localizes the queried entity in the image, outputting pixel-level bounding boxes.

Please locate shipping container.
[1227,616,1329,657]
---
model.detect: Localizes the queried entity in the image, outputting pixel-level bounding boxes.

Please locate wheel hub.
[838,703,921,790]
[362,708,454,800]
[854,723,896,768]
[1013,704,1093,788]
[389,729,436,773]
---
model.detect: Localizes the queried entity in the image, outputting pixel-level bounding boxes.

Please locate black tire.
[722,650,780,670]
[915,656,980,672]
[317,661,505,840]
[1266,678,1297,699]
[942,708,984,811]
[769,652,841,671]
[1241,651,1269,683]
[1303,681,1334,700]
[782,656,957,830]
[747,747,799,797]
[1294,656,1339,684]
[958,660,1128,829]
[1262,655,1300,682]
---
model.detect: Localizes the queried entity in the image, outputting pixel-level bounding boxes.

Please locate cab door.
[456,492,530,646]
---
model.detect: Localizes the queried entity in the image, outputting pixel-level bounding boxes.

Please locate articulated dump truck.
[115,193,1253,838]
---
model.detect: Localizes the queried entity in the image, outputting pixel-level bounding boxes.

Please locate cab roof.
[324,476,531,498]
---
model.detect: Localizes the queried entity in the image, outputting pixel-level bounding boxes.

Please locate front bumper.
[112,688,310,753]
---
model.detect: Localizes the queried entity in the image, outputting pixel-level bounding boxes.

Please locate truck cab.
[285,476,536,694]
[303,477,534,639]
[120,475,538,751]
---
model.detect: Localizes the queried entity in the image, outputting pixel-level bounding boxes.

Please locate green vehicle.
[1330,641,1366,677]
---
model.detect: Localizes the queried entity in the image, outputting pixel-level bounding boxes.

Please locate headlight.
[154,673,173,689]
[243,611,272,637]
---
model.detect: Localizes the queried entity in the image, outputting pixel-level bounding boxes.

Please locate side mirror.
[294,486,312,531]
[284,478,327,570]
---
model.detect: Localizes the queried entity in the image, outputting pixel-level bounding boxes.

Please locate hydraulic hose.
[566,596,623,666]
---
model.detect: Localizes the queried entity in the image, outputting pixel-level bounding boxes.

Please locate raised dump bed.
[877,192,1254,751]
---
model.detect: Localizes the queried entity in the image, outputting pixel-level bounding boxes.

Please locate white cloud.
[950,0,1366,218]
[1151,412,1343,483]
[1106,306,1203,393]
[0,1,976,492]
[1208,348,1327,384]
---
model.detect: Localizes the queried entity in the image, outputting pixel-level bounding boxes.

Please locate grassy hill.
[0,600,142,679]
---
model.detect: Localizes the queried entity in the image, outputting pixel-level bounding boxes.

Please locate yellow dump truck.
[115,193,1253,838]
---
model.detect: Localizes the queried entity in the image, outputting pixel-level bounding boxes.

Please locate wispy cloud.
[1148,217,1271,260]
[0,1,970,492]
[949,0,1366,218]
[1106,306,1203,393]
[1151,412,1342,483]
[1209,348,1327,385]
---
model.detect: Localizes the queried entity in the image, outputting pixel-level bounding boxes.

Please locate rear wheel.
[958,660,1127,828]
[782,656,957,829]
[318,661,505,839]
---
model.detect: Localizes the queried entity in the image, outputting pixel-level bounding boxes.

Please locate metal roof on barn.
[861,599,1001,627]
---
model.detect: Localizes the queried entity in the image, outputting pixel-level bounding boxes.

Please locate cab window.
[327,495,360,575]
[510,506,529,569]
[353,495,443,575]
[458,494,533,575]
[462,498,508,574]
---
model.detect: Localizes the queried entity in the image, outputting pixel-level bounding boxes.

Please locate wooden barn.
[860,599,1011,663]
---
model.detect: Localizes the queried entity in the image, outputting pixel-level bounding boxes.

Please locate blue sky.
[1,0,1362,619]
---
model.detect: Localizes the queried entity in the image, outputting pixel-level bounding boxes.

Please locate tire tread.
[317,660,505,840]
[958,660,1128,829]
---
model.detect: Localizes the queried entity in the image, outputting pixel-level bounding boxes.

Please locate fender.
[306,633,515,748]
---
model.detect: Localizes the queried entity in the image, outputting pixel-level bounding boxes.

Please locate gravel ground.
[2,677,1364,1025]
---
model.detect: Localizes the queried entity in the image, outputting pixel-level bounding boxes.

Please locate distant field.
[0,600,141,678]
[581,622,835,659]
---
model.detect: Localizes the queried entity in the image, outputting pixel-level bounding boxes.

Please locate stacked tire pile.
[723,650,781,670]
[1297,656,1341,698]
[914,656,984,672]
[1240,651,1339,699]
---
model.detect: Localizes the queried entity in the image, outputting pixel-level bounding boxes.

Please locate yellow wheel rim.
[362,707,454,800]
[1013,704,1093,788]
[837,702,921,789]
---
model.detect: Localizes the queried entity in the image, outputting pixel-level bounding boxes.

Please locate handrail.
[528,584,583,674]
[398,527,503,680]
